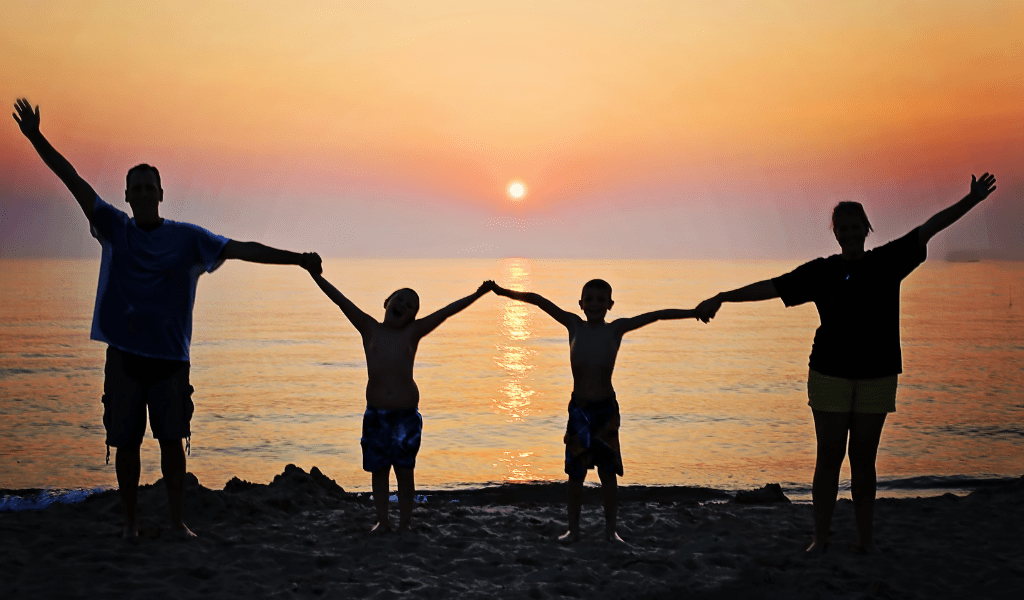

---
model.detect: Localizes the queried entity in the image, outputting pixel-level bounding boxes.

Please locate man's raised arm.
[13,98,97,222]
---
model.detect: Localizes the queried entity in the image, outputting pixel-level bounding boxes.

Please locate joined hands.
[300,252,323,275]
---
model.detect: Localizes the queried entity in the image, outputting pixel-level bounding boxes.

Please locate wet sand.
[2,465,1021,599]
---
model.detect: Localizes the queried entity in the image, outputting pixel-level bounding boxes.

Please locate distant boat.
[945,250,981,263]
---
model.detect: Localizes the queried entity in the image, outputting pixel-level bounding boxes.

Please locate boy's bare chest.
[365,328,417,361]
[569,325,621,367]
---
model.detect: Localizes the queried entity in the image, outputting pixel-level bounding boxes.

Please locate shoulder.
[778,255,833,280]
[166,219,229,243]
[92,195,124,220]
[871,227,921,254]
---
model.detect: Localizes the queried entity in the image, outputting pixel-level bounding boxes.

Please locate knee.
[158,438,183,452]
[816,443,847,467]
[115,444,141,458]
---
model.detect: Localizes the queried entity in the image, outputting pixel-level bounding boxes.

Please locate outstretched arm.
[615,309,699,335]
[491,283,577,329]
[13,99,98,222]
[310,272,375,334]
[220,241,321,272]
[918,173,997,247]
[696,280,779,322]
[412,280,494,338]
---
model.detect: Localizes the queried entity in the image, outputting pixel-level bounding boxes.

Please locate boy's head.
[383,288,420,327]
[579,279,614,318]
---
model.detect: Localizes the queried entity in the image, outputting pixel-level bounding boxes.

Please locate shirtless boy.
[491,279,699,542]
[308,271,494,532]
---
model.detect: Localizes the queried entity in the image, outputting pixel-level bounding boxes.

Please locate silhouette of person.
[696,173,998,553]
[13,98,322,539]
[492,279,701,543]
[307,270,493,533]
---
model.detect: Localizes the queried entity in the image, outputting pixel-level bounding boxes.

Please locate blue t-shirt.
[89,196,230,361]
[771,228,926,379]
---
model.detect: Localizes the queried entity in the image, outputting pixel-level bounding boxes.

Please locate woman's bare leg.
[809,409,852,553]
[848,413,887,552]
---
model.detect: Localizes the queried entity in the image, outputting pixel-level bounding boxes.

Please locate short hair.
[126,164,162,190]
[581,278,613,297]
[831,201,873,232]
[384,288,420,308]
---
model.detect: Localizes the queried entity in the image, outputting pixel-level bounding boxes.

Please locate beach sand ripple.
[1,466,1021,599]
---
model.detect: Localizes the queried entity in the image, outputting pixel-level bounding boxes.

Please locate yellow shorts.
[807,369,898,414]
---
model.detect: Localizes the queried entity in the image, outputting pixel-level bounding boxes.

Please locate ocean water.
[1,258,1022,501]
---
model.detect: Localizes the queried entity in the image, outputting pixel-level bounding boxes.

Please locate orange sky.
[1,1,1021,258]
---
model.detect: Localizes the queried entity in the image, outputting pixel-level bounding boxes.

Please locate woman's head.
[832,201,872,253]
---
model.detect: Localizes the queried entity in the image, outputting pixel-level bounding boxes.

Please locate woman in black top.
[696,173,997,553]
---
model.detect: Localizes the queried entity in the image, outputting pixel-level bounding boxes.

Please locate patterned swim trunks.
[564,395,624,479]
[360,406,423,472]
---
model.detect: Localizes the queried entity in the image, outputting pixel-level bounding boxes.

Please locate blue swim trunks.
[360,406,423,473]
[564,395,624,479]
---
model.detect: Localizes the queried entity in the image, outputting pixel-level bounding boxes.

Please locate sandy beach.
[1,465,1021,599]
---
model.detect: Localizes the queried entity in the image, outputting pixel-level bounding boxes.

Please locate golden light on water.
[496,451,537,482]
[494,258,536,423]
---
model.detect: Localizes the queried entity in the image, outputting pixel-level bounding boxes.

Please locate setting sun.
[508,182,526,200]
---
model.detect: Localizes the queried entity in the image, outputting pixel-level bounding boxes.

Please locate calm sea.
[1,258,1022,500]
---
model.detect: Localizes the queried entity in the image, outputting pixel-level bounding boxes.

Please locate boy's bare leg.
[848,413,887,553]
[370,468,393,533]
[395,467,416,532]
[597,469,624,543]
[808,409,851,554]
[115,445,142,539]
[158,438,196,539]
[559,476,585,543]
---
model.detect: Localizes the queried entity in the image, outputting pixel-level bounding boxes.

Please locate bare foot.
[805,539,828,555]
[370,521,393,535]
[605,531,627,545]
[854,540,878,554]
[171,524,198,540]
[557,529,580,544]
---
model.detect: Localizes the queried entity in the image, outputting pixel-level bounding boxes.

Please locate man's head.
[579,279,614,319]
[124,164,163,208]
[383,288,420,327]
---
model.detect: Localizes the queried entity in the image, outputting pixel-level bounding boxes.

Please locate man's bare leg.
[158,438,195,539]
[559,476,585,543]
[115,445,142,538]
[849,413,887,553]
[395,467,415,532]
[597,469,624,543]
[808,409,851,554]
[370,468,393,533]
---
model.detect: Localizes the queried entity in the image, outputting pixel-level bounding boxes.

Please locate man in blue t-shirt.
[13,98,322,540]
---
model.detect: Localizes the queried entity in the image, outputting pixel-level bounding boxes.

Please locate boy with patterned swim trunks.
[307,271,494,532]
[491,279,700,543]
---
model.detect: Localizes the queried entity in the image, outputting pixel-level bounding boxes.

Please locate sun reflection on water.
[493,258,547,482]
[495,451,540,482]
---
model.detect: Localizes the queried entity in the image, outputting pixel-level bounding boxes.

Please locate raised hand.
[969,173,997,202]
[480,280,497,294]
[695,297,721,323]
[300,252,323,275]
[12,98,40,137]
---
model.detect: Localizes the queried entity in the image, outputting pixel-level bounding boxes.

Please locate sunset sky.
[1,1,1020,259]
